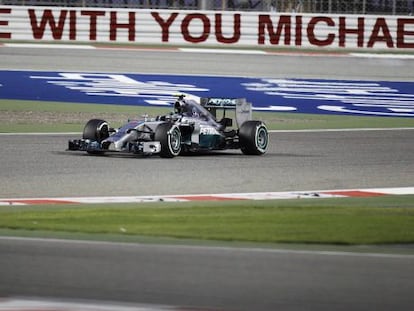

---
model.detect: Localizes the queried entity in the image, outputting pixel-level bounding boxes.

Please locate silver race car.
[68,96,269,158]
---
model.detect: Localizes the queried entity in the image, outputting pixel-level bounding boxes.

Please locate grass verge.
[1,196,413,245]
[1,99,414,132]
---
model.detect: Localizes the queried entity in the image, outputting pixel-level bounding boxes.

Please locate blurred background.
[1,0,413,15]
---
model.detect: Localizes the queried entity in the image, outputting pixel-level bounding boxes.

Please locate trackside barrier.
[0,6,414,50]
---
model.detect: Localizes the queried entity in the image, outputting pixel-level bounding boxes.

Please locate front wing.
[68,139,161,155]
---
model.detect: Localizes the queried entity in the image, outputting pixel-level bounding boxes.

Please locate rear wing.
[200,97,252,127]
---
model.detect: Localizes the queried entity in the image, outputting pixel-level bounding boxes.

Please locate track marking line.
[1,127,414,136]
[0,297,175,311]
[350,53,414,59]
[325,190,385,197]
[0,236,413,259]
[269,127,414,133]
[179,47,267,54]
[172,195,246,201]
[4,43,96,49]
[1,187,413,206]
[4,42,414,59]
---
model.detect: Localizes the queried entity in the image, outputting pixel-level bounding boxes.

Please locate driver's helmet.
[174,98,190,115]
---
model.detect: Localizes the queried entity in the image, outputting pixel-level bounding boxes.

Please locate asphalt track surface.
[1,237,413,311]
[2,46,414,81]
[1,130,414,198]
[1,46,414,310]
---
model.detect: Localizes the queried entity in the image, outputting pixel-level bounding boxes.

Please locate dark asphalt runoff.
[1,237,413,311]
[1,46,414,310]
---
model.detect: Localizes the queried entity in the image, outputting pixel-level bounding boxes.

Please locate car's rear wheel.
[83,119,109,154]
[239,121,268,155]
[154,123,182,158]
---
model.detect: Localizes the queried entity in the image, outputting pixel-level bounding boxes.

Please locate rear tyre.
[82,119,109,154]
[154,123,182,158]
[239,121,268,155]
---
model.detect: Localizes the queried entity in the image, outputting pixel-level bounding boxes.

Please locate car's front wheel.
[82,119,109,154]
[239,121,269,155]
[154,123,182,158]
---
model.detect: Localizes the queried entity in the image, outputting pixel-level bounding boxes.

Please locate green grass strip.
[1,196,413,245]
[1,99,413,132]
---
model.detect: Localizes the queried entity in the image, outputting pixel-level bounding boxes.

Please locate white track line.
[269,127,414,133]
[1,236,413,258]
[0,297,174,311]
[179,47,267,54]
[4,43,414,59]
[350,53,414,59]
[1,127,414,136]
[4,43,96,49]
[1,187,413,206]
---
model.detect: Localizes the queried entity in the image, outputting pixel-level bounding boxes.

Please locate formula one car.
[68,95,269,158]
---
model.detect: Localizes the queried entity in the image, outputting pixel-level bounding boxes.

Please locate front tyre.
[82,119,110,155]
[239,121,269,155]
[154,123,182,158]
[83,119,109,142]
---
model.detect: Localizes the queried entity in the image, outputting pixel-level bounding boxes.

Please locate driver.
[174,97,192,116]
[173,96,214,124]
